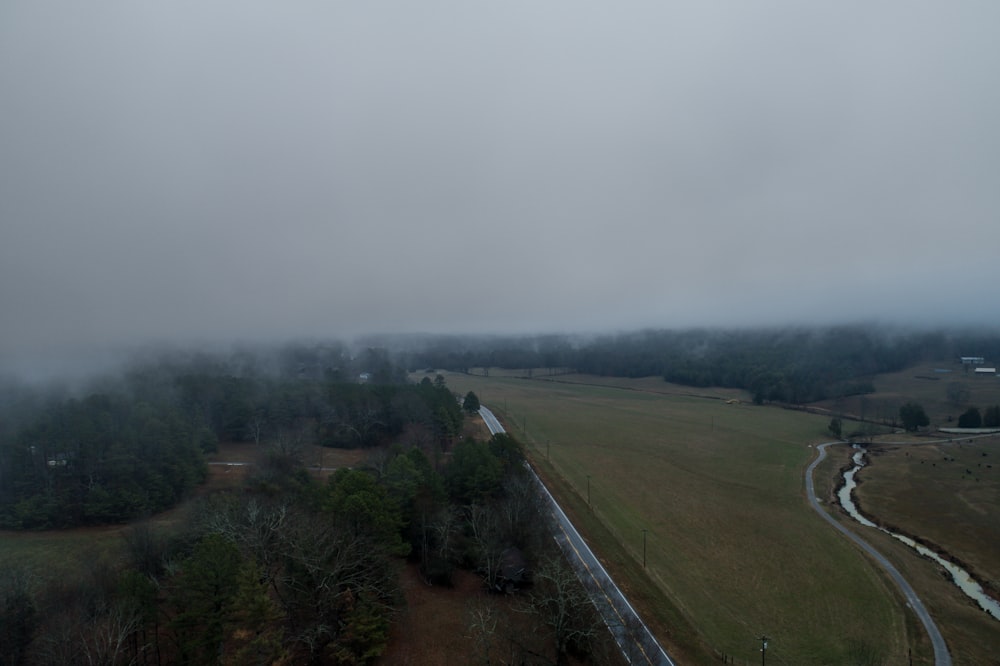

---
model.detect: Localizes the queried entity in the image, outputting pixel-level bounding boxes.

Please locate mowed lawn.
[440,371,917,665]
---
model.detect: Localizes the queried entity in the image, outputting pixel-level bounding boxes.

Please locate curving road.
[480,406,675,665]
[806,442,951,666]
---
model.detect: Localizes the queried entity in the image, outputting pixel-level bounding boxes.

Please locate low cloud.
[2,1,998,370]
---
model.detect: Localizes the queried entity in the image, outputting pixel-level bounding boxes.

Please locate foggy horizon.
[3,2,999,375]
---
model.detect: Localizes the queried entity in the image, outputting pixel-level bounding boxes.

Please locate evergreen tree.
[958,407,982,428]
[899,402,930,432]
[168,533,244,664]
[983,405,1000,428]
[463,391,481,414]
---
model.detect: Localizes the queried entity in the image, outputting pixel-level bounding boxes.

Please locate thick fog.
[2,1,999,374]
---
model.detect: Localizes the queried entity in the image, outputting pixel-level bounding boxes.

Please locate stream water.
[838,447,1000,621]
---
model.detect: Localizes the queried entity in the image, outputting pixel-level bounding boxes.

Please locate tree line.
[0,350,462,529]
[2,428,607,666]
[398,325,1000,405]
[957,405,1000,429]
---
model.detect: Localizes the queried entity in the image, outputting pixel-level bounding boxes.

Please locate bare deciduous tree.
[79,599,145,666]
[466,598,500,665]
[526,556,600,666]
[469,504,506,592]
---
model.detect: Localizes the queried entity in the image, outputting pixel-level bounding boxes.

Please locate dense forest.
[0,348,461,529]
[395,325,1000,404]
[0,349,607,665]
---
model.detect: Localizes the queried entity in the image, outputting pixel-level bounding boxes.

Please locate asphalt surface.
[805,442,952,666]
[480,405,675,665]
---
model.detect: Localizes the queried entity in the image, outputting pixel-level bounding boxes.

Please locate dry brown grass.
[381,562,621,666]
[815,360,1000,429]
[843,438,1000,664]
[764,357,1000,661]
[380,565,485,665]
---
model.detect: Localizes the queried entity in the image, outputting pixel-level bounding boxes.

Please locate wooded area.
[400,325,1000,404]
[0,350,606,665]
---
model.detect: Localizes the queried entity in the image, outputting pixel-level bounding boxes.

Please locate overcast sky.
[2,1,999,372]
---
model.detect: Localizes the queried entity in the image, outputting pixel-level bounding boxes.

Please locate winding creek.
[839,447,1000,621]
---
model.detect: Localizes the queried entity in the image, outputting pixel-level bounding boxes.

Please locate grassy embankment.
[442,370,919,665]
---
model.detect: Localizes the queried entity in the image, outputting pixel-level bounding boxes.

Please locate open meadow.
[439,370,925,665]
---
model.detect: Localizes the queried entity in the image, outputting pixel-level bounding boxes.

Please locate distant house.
[358,372,372,383]
[961,356,986,365]
[974,367,996,376]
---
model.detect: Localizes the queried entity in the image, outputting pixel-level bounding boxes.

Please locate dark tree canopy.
[463,391,481,414]
[0,342,606,665]
[400,325,998,405]
[0,348,463,529]
[899,402,930,432]
[0,392,207,528]
[958,407,982,428]
[984,405,1000,428]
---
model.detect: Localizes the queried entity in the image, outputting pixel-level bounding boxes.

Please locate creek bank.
[837,446,1000,621]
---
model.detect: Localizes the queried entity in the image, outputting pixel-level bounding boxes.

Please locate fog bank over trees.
[3,3,999,363]
[389,324,1000,404]
[4,324,1000,399]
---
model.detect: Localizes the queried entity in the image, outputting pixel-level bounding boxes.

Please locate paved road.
[806,442,951,666]
[480,406,675,665]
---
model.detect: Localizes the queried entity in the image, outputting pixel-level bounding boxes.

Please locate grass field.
[816,360,1000,428]
[439,370,921,665]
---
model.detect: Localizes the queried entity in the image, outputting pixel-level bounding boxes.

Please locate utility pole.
[759,635,769,666]
[642,529,648,568]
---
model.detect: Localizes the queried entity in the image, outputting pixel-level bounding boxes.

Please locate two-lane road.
[480,405,675,665]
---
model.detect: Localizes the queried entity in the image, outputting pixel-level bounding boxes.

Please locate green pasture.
[442,371,921,665]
